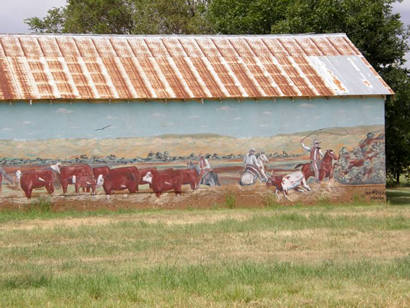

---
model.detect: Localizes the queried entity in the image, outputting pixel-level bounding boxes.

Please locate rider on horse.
[199,153,211,177]
[301,139,324,181]
[243,148,266,182]
[256,152,269,182]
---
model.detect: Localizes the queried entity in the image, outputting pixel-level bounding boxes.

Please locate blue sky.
[0,99,384,140]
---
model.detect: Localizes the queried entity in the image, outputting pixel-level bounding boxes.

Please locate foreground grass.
[1,259,409,307]
[0,197,409,307]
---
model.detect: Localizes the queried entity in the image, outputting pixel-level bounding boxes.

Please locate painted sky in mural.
[0,98,384,140]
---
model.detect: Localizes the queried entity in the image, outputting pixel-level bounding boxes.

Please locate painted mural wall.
[0,97,386,206]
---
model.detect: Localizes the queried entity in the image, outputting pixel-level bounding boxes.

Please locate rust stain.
[173,57,206,97]
[190,57,224,97]
[0,58,14,99]
[0,34,392,101]
[332,75,347,92]
[119,57,151,98]
[363,80,371,87]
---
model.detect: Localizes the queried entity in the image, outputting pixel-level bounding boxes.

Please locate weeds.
[224,192,237,209]
[29,198,52,213]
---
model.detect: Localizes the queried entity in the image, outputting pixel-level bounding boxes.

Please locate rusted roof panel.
[0,33,392,101]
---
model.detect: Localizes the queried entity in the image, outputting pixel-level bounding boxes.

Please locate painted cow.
[179,169,200,190]
[16,169,54,199]
[4,164,59,188]
[138,168,157,187]
[267,171,311,201]
[74,174,97,195]
[56,164,94,194]
[142,169,183,197]
[93,166,110,187]
[103,166,140,195]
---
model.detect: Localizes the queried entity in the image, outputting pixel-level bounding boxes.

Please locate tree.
[383,67,410,184]
[207,0,289,34]
[25,0,212,34]
[25,7,66,33]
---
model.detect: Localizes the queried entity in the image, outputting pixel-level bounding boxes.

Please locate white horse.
[240,153,270,185]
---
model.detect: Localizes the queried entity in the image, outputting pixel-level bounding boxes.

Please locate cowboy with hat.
[243,148,264,181]
[198,153,211,177]
[301,139,324,181]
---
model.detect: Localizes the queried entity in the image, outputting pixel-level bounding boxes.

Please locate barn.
[0,33,392,205]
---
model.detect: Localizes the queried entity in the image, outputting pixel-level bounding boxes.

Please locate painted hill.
[0,125,383,160]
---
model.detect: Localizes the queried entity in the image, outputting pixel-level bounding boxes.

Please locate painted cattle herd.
[1,154,334,201]
[0,128,386,203]
[2,162,204,199]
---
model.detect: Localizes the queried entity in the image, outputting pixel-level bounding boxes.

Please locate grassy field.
[0,190,409,307]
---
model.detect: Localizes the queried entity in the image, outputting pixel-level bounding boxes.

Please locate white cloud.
[300,103,315,108]
[233,117,241,121]
[160,122,175,127]
[23,120,31,125]
[152,112,165,118]
[259,124,268,128]
[188,115,200,119]
[1,127,12,131]
[217,106,232,111]
[56,108,73,114]
[263,111,272,115]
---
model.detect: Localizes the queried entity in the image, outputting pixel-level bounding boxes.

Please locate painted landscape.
[0,124,385,206]
[0,125,383,160]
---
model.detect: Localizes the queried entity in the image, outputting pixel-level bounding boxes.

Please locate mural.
[0,98,386,206]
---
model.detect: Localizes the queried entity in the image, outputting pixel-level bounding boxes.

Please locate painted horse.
[295,149,338,182]
[187,161,220,187]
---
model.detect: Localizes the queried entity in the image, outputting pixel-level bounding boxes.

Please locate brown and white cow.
[75,174,97,195]
[102,166,140,195]
[93,166,110,188]
[55,164,94,194]
[142,169,183,197]
[267,171,311,201]
[138,168,157,187]
[16,169,54,199]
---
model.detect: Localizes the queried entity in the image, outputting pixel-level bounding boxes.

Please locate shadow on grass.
[387,187,410,206]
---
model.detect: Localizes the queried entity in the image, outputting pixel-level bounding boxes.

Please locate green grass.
[387,186,410,206]
[0,197,409,307]
[1,259,409,307]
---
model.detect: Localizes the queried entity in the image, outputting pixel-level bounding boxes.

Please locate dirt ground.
[0,179,385,211]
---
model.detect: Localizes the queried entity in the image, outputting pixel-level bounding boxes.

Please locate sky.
[0,0,408,66]
[0,99,384,140]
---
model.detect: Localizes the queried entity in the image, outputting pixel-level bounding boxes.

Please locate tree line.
[25,0,410,185]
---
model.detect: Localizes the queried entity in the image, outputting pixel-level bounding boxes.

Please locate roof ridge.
[0,33,348,38]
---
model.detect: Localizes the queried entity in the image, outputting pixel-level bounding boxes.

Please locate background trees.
[25,0,410,184]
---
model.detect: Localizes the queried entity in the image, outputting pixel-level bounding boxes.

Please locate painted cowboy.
[301,139,324,181]
[243,148,264,180]
[198,153,211,177]
[256,152,269,182]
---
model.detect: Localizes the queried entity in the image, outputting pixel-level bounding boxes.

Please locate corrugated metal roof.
[0,33,393,101]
